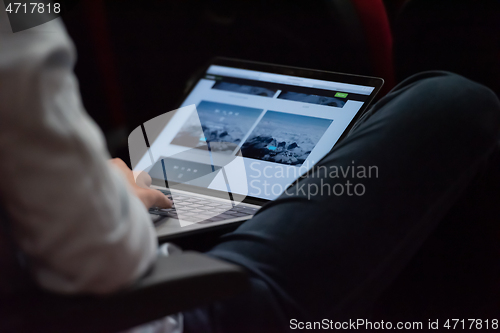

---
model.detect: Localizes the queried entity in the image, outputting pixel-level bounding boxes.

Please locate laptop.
[130,58,383,241]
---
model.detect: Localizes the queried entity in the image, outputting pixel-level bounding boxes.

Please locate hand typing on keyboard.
[109,158,173,209]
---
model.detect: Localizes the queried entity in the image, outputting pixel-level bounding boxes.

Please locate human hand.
[109,158,172,209]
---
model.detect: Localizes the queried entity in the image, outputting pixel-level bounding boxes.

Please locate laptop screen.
[134,61,381,202]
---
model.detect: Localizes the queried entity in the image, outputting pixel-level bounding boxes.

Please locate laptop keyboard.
[149,190,258,224]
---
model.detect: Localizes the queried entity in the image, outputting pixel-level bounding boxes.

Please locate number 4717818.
[5,2,61,14]
[444,319,498,330]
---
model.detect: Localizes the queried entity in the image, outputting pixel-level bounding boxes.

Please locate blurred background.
[60,0,500,162]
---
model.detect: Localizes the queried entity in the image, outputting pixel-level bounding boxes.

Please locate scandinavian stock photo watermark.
[248,160,379,199]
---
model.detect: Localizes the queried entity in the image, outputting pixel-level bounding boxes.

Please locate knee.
[405,71,500,140]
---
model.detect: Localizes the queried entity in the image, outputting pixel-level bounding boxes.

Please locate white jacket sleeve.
[0,8,158,294]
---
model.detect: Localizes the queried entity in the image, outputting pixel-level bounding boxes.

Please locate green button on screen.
[335,92,348,98]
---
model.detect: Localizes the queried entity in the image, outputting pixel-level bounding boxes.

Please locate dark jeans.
[184,71,500,332]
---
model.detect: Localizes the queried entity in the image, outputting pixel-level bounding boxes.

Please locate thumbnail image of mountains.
[241,111,333,166]
[278,91,346,108]
[212,81,277,97]
[171,101,263,153]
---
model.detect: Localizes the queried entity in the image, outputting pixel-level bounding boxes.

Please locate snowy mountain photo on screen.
[241,111,332,166]
[171,101,263,153]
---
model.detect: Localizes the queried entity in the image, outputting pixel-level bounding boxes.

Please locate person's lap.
[184,71,500,332]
